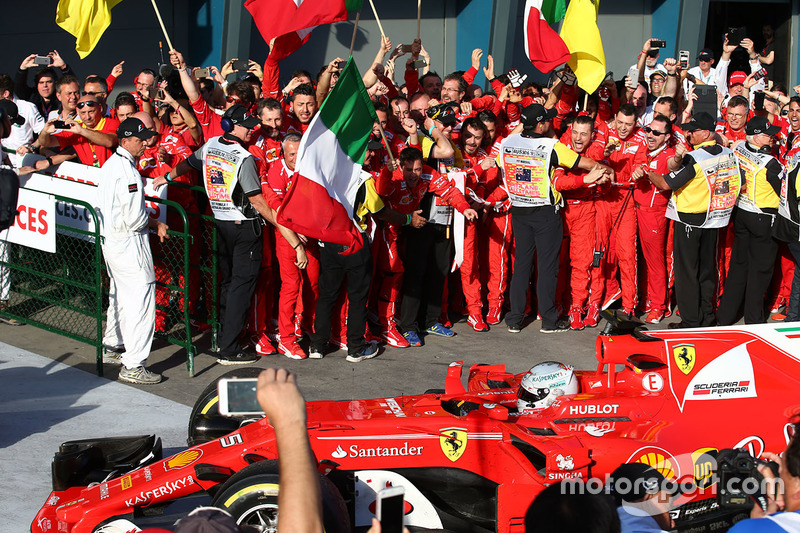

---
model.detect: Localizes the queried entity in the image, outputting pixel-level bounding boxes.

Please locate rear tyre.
[211,460,350,533]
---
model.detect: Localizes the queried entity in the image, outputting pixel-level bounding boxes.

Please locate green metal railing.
[0,185,220,377]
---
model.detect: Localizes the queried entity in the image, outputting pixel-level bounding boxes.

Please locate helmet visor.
[517,386,549,405]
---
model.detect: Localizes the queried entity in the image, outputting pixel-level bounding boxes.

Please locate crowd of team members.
[6,31,800,359]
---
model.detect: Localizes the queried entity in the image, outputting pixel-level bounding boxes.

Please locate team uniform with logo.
[665,140,741,327]
[717,143,783,325]
[495,133,580,330]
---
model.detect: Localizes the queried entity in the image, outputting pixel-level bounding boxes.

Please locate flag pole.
[417,0,422,40]
[349,11,361,57]
[150,0,174,51]
[584,92,588,112]
[367,0,386,37]
[376,122,396,166]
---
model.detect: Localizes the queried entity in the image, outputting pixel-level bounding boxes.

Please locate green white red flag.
[523,0,570,73]
[277,57,377,254]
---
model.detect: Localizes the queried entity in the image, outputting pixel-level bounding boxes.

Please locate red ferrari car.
[33,320,800,533]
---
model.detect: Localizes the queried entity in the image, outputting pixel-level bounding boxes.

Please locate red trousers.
[717,222,735,303]
[275,234,320,343]
[636,205,668,313]
[373,224,403,324]
[460,211,512,314]
[561,200,596,309]
[597,192,638,310]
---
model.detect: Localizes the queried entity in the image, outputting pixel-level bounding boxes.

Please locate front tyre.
[211,461,350,533]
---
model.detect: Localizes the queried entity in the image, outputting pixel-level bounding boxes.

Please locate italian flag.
[245,0,363,57]
[277,57,377,254]
[523,0,570,73]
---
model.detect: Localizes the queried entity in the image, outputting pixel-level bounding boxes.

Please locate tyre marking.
[223,483,279,508]
[200,397,219,415]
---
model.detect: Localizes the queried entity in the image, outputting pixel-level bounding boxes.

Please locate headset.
[220,116,233,132]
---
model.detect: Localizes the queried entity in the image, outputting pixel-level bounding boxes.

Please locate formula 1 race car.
[33,319,800,533]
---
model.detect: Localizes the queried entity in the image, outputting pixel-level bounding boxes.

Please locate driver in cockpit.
[516,361,579,413]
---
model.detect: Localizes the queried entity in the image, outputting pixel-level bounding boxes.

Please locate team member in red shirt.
[156,87,203,151]
[457,118,501,331]
[247,97,285,354]
[281,83,317,136]
[599,104,647,316]
[38,94,118,167]
[631,115,680,323]
[262,133,320,359]
[553,115,610,330]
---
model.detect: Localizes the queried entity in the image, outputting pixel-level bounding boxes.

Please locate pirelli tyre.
[211,460,350,533]
[187,367,264,446]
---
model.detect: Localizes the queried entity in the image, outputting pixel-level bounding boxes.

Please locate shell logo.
[164,449,203,471]
[634,450,678,480]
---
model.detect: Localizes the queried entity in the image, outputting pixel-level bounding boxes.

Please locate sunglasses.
[226,95,241,104]
[643,126,668,136]
[82,91,105,96]
[76,101,98,109]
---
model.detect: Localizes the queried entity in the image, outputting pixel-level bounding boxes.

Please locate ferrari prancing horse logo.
[673,344,696,374]
[439,427,467,462]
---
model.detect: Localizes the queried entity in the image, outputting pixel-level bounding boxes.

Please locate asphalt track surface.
[2,312,681,531]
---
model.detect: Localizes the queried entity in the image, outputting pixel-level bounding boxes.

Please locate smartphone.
[53,120,69,129]
[679,50,690,69]
[232,59,249,71]
[217,378,263,416]
[753,91,765,111]
[650,39,666,49]
[604,71,614,82]
[627,66,640,89]
[34,55,53,66]
[693,85,718,118]
[727,27,746,46]
[401,44,413,54]
[157,88,165,100]
[411,59,427,69]
[336,60,347,69]
[753,68,768,81]
[376,486,405,533]
[194,68,209,79]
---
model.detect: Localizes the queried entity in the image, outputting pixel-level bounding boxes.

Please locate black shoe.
[217,351,260,365]
[507,322,522,333]
[540,319,570,334]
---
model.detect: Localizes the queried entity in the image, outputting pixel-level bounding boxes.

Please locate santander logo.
[332,445,347,459]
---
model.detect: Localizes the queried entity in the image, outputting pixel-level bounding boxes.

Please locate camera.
[34,55,52,66]
[716,448,778,511]
[650,39,666,49]
[53,120,69,130]
[158,63,173,78]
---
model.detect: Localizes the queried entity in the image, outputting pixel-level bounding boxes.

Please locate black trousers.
[399,224,451,332]
[311,239,372,354]
[505,206,562,329]
[216,219,262,355]
[717,208,779,325]
[673,221,718,327]
[786,241,800,321]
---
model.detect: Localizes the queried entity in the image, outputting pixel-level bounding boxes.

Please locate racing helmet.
[517,362,578,412]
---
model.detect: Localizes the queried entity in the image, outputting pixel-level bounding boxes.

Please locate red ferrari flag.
[245,0,362,58]
[523,0,571,73]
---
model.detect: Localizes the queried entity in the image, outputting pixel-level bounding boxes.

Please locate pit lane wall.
[0,163,219,376]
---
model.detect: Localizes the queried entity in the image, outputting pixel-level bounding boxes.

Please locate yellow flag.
[559,0,606,94]
[55,0,124,59]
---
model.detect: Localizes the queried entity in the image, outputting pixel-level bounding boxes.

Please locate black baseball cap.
[117,117,157,140]
[427,103,459,126]
[223,104,260,129]
[745,116,781,136]
[680,111,716,132]
[698,48,714,61]
[367,138,384,151]
[0,100,25,126]
[521,103,557,128]
[609,462,669,504]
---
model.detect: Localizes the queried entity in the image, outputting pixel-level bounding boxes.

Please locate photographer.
[728,432,799,531]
